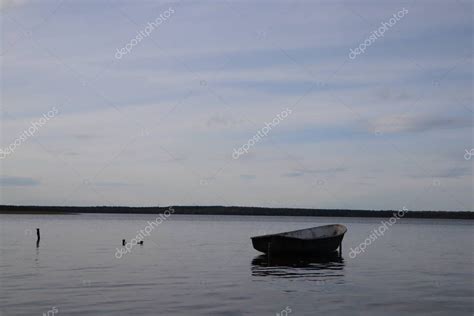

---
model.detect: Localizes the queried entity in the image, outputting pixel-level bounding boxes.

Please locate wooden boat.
[251,224,347,255]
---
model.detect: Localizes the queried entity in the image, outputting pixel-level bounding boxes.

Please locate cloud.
[206,114,245,129]
[0,176,40,186]
[72,134,98,140]
[0,0,27,11]
[371,115,472,134]
[92,181,131,187]
[411,167,471,179]
[281,172,304,178]
[240,174,256,180]
[374,88,412,101]
[0,1,471,211]
[63,151,80,156]
[281,167,347,178]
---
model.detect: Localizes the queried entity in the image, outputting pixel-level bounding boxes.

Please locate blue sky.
[0,0,472,211]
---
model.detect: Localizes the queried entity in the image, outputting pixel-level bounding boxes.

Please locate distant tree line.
[0,205,472,219]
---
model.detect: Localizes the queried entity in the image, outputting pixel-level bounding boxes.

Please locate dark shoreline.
[0,205,472,219]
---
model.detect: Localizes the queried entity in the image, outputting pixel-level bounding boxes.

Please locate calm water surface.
[0,214,472,315]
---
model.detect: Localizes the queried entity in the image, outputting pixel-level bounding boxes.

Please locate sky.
[0,0,472,211]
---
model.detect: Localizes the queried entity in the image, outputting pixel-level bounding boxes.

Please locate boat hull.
[251,225,346,255]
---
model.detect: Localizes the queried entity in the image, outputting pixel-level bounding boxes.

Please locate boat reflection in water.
[251,251,344,280]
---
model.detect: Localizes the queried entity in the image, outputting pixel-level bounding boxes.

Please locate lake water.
[0,214,472,315]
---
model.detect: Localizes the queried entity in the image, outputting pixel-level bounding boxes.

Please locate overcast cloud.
[1,0,472,211]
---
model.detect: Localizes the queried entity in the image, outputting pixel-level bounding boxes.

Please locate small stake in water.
[122,239,126,246]
[36,228,40,248]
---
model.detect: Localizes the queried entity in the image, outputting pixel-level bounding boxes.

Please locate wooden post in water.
[122,239,126,246]
[36,228,40,248]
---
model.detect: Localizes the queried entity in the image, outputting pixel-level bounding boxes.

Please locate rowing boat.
[251,224,347,255]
